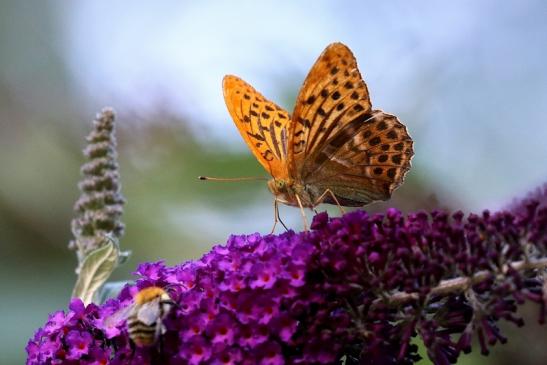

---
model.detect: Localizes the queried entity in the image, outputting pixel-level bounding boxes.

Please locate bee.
[106,286,175,347]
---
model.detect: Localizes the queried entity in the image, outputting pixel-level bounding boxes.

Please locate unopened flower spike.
[69,107,126,267]
[67,108,130,305]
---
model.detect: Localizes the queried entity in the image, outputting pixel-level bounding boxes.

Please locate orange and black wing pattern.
[288,43,373,178]
[288,43,413,205]
[223,75,291,179]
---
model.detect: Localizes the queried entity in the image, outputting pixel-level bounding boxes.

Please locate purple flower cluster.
[27,193,547,364]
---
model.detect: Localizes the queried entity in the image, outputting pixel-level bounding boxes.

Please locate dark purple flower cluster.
[27,194,547,364]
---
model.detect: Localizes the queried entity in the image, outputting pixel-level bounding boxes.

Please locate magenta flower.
[183,336,212,365]
[208,314,236,344]
[66,331,93,360]
[210,344,242,365]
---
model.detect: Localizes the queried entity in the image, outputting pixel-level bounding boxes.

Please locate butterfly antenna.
[198,176,268,182]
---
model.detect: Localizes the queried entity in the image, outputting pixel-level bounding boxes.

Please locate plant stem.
[378,257,547,306]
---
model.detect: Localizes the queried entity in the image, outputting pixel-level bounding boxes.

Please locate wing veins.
[306,92,359,154]
[307,172,395,184]
[302,111,371,179]
[269,121,282,159]
[246,99,278,161]
[302,83,335,155]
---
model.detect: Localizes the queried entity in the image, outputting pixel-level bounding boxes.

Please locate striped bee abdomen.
[126,286,174,347]
[127,314,159,347]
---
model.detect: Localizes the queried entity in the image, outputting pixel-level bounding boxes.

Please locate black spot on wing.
[262,150,274,161]
[247,132,265,142]
[387,130,398,139]
[369,136,381,146]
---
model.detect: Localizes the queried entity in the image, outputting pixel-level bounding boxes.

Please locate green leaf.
[96,280,133,304]
[71,238,119,305]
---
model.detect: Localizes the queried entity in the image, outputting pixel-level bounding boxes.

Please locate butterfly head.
[267,178,293,203]
[268,178,287,193]
[268,178,311,207]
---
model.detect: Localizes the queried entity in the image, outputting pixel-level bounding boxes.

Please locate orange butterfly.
[217,43,413,230]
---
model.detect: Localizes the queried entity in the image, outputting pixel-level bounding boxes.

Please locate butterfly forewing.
[288,43,373,178]
[223,75,291,178]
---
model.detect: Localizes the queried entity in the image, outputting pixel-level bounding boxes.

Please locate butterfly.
[221,42,413,229]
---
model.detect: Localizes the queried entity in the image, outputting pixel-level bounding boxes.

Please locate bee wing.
[137,298,161,326]
[103,304,133,328]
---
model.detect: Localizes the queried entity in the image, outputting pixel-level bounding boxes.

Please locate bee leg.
[148,323,165,362]
[313,189,345,215]
[127,340,136,361]
[158,327,165,361]
[295,194,309,231]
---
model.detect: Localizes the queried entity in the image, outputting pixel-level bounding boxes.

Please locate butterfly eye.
[276,180,286,191]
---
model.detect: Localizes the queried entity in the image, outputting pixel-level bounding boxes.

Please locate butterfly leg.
[270,200,278,234]
[270,199,279,234]
[277,204,289,232]
[271,199,288,234]
[295,194,309,231]
[314,189,346,215]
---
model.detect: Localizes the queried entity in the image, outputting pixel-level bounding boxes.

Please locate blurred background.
[1,0,546,364]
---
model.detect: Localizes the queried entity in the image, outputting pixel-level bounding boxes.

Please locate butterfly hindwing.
[223,75,291,178]
[307,111,413,204]
[288,42,373,178]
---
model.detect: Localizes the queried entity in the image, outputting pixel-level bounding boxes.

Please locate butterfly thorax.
[268,179,317,208]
